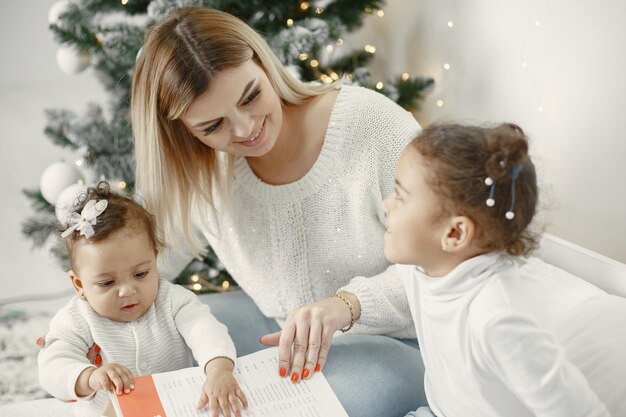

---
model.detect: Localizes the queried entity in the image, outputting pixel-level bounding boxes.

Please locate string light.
[192,283,202,291]
[377,10,385,17]
[364,7,372,13]
[376,81,384,89]
[286,18,294,27]
[326,44,334,53]
[299,52,308,61]
[117,181,126,189]
[75,160,83,167]
[191,274,200,282]
[310,59,319,68]
[300,1,309,10]
[401,72,410,81]
[447,20,454,28]
[364,44,376,53]
[330,72,339,80]
[336,39,344,46]
[436,99,444,108]
[121,0,128,5]
[315,7,323,14]
[443,63,450,70]
[222,281,230,290]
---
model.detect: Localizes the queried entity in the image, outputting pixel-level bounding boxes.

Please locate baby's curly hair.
[58,182,164,268]
[412,123,539,256]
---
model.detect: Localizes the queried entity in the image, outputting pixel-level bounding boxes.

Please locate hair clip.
[61,199,108,239]
[505,164,522,220]
[484,177,496,207]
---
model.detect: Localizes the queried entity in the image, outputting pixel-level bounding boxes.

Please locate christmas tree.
[22,0,433,294]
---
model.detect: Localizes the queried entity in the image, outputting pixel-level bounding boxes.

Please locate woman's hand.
[198,357,248,417]
[259,291,360,382]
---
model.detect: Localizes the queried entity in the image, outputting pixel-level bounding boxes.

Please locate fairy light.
[376,81,384,89]
[538,106,544,113]
[286,18,294,27]
[300,1,309,10]
[121,0,129,5]
[315,7,323,14]
[364,7,372,13]
[436,99,444,108]
[447,20,454,28]
[310,59,319,68]
[299,52,308,61]
[364,44,376,53]
[192,283,202,291]
[326,44,334,53]
[330,71,339,80]
[336,39,344,46]
[443,63,450,70]
[377,10,385,17]
[117,181,127,189]
[222,281,230,290]
[401,72,410,81]
[191,274,200,282]
[75,160,83,167]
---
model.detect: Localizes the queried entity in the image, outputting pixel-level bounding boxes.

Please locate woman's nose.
[231,111,255,140]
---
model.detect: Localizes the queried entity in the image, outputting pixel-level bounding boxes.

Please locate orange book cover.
[109,374,167,417]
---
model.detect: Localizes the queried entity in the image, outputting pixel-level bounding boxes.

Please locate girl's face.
[70,228,159,322]
[382,146,449,272]
[181,59,283,158]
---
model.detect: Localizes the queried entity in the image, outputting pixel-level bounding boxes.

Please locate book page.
[151,347,349,417]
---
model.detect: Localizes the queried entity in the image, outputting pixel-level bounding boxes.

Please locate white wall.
[0,0,107,302]
[347,0,626,263]
[1,1,624,303]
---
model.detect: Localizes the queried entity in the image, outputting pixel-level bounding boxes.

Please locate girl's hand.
[259,292,360,383]
[88,363,134,395]
[198,357,248,417]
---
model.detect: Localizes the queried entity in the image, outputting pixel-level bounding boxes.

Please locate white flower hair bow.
[61,199,108,239]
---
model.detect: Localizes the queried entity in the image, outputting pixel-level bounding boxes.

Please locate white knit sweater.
[38,280,236,417]
[199,85,421,337]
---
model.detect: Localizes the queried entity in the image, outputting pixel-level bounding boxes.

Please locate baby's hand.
[198,358,248,417]
[88,363,134,395]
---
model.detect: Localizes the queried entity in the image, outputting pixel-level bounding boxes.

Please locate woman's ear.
[68,270,85,298]
[440,216,476,253]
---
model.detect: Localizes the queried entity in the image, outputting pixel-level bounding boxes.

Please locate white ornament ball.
[55,183,89,224]
[48,0,71,25]
[40,161,84,205]
[56,45,91,74]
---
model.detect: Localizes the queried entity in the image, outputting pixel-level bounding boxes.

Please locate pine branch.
[21,213,58,249]
[394,75,435,111]
[22,189,55,214]
[44,109,80,151]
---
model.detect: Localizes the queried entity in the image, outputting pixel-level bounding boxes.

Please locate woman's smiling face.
[181,59,283,158]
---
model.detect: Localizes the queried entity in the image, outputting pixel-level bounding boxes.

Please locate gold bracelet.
[332,293,355,333]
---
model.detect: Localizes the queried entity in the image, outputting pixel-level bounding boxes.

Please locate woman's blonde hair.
[131,7,335,256]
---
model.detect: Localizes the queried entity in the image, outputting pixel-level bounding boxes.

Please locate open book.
[109,347,349,417]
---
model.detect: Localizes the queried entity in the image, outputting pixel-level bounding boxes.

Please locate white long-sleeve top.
[199,84,421,337]
[399,253,626,417]
[38,279,236,417]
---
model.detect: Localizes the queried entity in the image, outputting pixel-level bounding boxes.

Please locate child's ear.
[68,270,85,298]
[440,216,476,253]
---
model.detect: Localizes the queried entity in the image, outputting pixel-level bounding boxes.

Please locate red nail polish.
[94,345,101,353]
[302,369,310,378]
[94,354,102,365]
[279,367,287,377]
[315,363,321,372]
[291,372,299,382]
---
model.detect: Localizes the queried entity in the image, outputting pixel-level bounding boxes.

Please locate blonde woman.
[132,7,425,416]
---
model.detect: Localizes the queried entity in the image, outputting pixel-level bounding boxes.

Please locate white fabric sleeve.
[480,312,611,417]
[338,264,414,334]
[169,283,237,371]
[37,307,96,401]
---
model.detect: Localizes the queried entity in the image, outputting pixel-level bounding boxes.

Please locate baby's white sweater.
[200,85,421,337]
[38,280,236,417]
